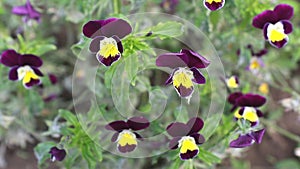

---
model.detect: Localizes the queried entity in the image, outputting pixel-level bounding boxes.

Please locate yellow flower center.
[242,107,259,122]
[267,22,286,42]
[206,0,222,4]
[249,58,260,70]
[226,76,239,89]
[17,66,40,86]
[98,37,120,59]
[259,83,269,95]
[172,68,194,89]
[179,136,198,154]
[117,130,137,147]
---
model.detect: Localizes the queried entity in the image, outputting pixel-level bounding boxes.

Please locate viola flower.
[49,146,66,162]
[156,49,210,102]
[226,76,239,89]
[160,0,179,14]
[246,45,268,73]
[203,0,225,11]
[167,117,205,160]
[12,0,41,23]
[230,129,265,148]
[252,4,294,48]
[105,116,150,153]
[228,92,266,126]
[0,49,43,88]
[83,18,132,66]
[259,83,269,95]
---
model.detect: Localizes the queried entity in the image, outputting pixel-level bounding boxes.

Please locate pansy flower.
[12,0,41,23]
[203,0,225,11]
[226,76,239,89]
[83,18,132,66]
[156,49,210,102]
[230,129,265,148]
[0,49,43,88]
[252,4,294,48]
[160,0,179,14]
[259,83,269,95]
[246,45,268,73]
[105,116,150,153]
[228,92,266,126]
[167,117,205,160]
[49,146,66,162]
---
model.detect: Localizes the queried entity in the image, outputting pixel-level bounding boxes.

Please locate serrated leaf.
[59,109,78,126]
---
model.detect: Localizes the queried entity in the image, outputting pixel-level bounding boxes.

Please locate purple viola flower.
[156,49,210,101]
[49,146,66,162]
[105,116,150,153]
[12,0,41,23]
[0,49,43,88]
[228,92,266,126]
[226,75,239,89]
[203,0,225,11]
[246,45,268,73]
[230,129,266,148]
[160,0,179,14]
[167,117,205,160]
[82,18,132,66]
[252,4,294,48]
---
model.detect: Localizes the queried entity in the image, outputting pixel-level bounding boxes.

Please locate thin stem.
[208,124,238,149]
[261,119,300,143]
[113,0,121,14]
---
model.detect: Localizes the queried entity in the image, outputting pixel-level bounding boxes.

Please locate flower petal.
[24,78,41,88]
[250,129,265,144]
[20,54,43,67]
[49,147,66,161]
[203,0,225,11]
[180,149,199,160]
[111,132,119,142]
[179,49,210,69]
[175,85,194,98]
[105,120,129,131]
[89,36,105,53]
[8,66,19,81]
[227,92,243,105]
[32,67,43,76]
[269,37,288,49]
[281,20,293,34]
[118,144,136,153]
[101,19,132,39]
[236,94,266,107]
[133,132,143,141]
[82,18,118,38]
[190,133,205,144]
[169,136,182,149]
[12,4,29,15]
[96,53,121,67]
[190,68,206,84]
[127,116,150,131]
[274,4,294,21]
[186,117,204,134]
[165,69,177,85]
[112,35,124,53]
[166,122,190,137]
[252,10,277,29]
[1,49,20,67]
[156,53,187,69]
[229,134,254,148]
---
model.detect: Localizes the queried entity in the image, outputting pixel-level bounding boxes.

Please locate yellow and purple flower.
[226,76,239,89]
[49,146,66,162]
[0,49,43,88]
[228,92,266,126]
[156,49,210,101]
[105,116,150,153]
[252,4,294,48]
[83,18,132,66]
[11,0,41,23]
[167,117,205,160]
[246,45,268,73]
[203,0,225,11]
[230,129,265,148]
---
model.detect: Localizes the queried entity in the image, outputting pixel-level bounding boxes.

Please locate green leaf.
[198,147,221,166]
[34,142,56,167]
[32,44,57,56]
[104,63,118,89]
[59,109,78,126]
[71,36,90,60]
[125,54,139,85]
[141,21,184,39]
[25,90,44,115]
[275,159,300,169]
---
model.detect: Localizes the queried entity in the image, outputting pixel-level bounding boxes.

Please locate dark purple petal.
[274,4,294,21]
[32,67,43,76]
[105,120,129,131]
[49,146,66,161]
[118,144,136,153]
[82,18,118,38]
[25,78,41,88]
[89,36,105,53]
[281,20,293,34]
[180,149,199,160]
[169,136,182,149]
[190,68,206,84]
[8,66,19,81]
[127,116,150,131]
[203,0,225,11]
[229,134,254,148]
[156,53,187,69]
[252,10,277,29]
[133,132,143,141]
[1,49,20,67]
[12,0,41,22]
[111,132,119,142]
[190,133,205,145]
[97,53,121,67]
[20,54,43,67]
[43,94,58,102]
[48,73,57,84]
[166,122,190,137]
[254,48,268,57]
[12,4,29,15]
[112,35,124,53]
[186,117,204,134]
[269,38,288,49]
[227,92,243,105]
[179,49,210,69]
[165,69,176,85]
[175,85,194,98]
[236,94,266,107]
[250,129,265,144]
[256,109,264,117]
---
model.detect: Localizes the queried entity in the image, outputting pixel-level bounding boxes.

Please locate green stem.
[208,124,238,148]
[189,159,193,169]
[113,0,121,14]
[261,119,300,143]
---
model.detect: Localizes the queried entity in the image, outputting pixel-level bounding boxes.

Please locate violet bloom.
[167,117,205,160]
[226,75,239,89]
[12,0,41,23]
[246,45,268,73]
[203,0,225,11]
[156,49,210,102]
[83,18,132,66]
[230,129,265,148]
[105,116,150,153]
[160,0,179,14]
[252,4,294,48]
[49,146,66,162]
[228,92,266,126]
[0,49,43,88]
